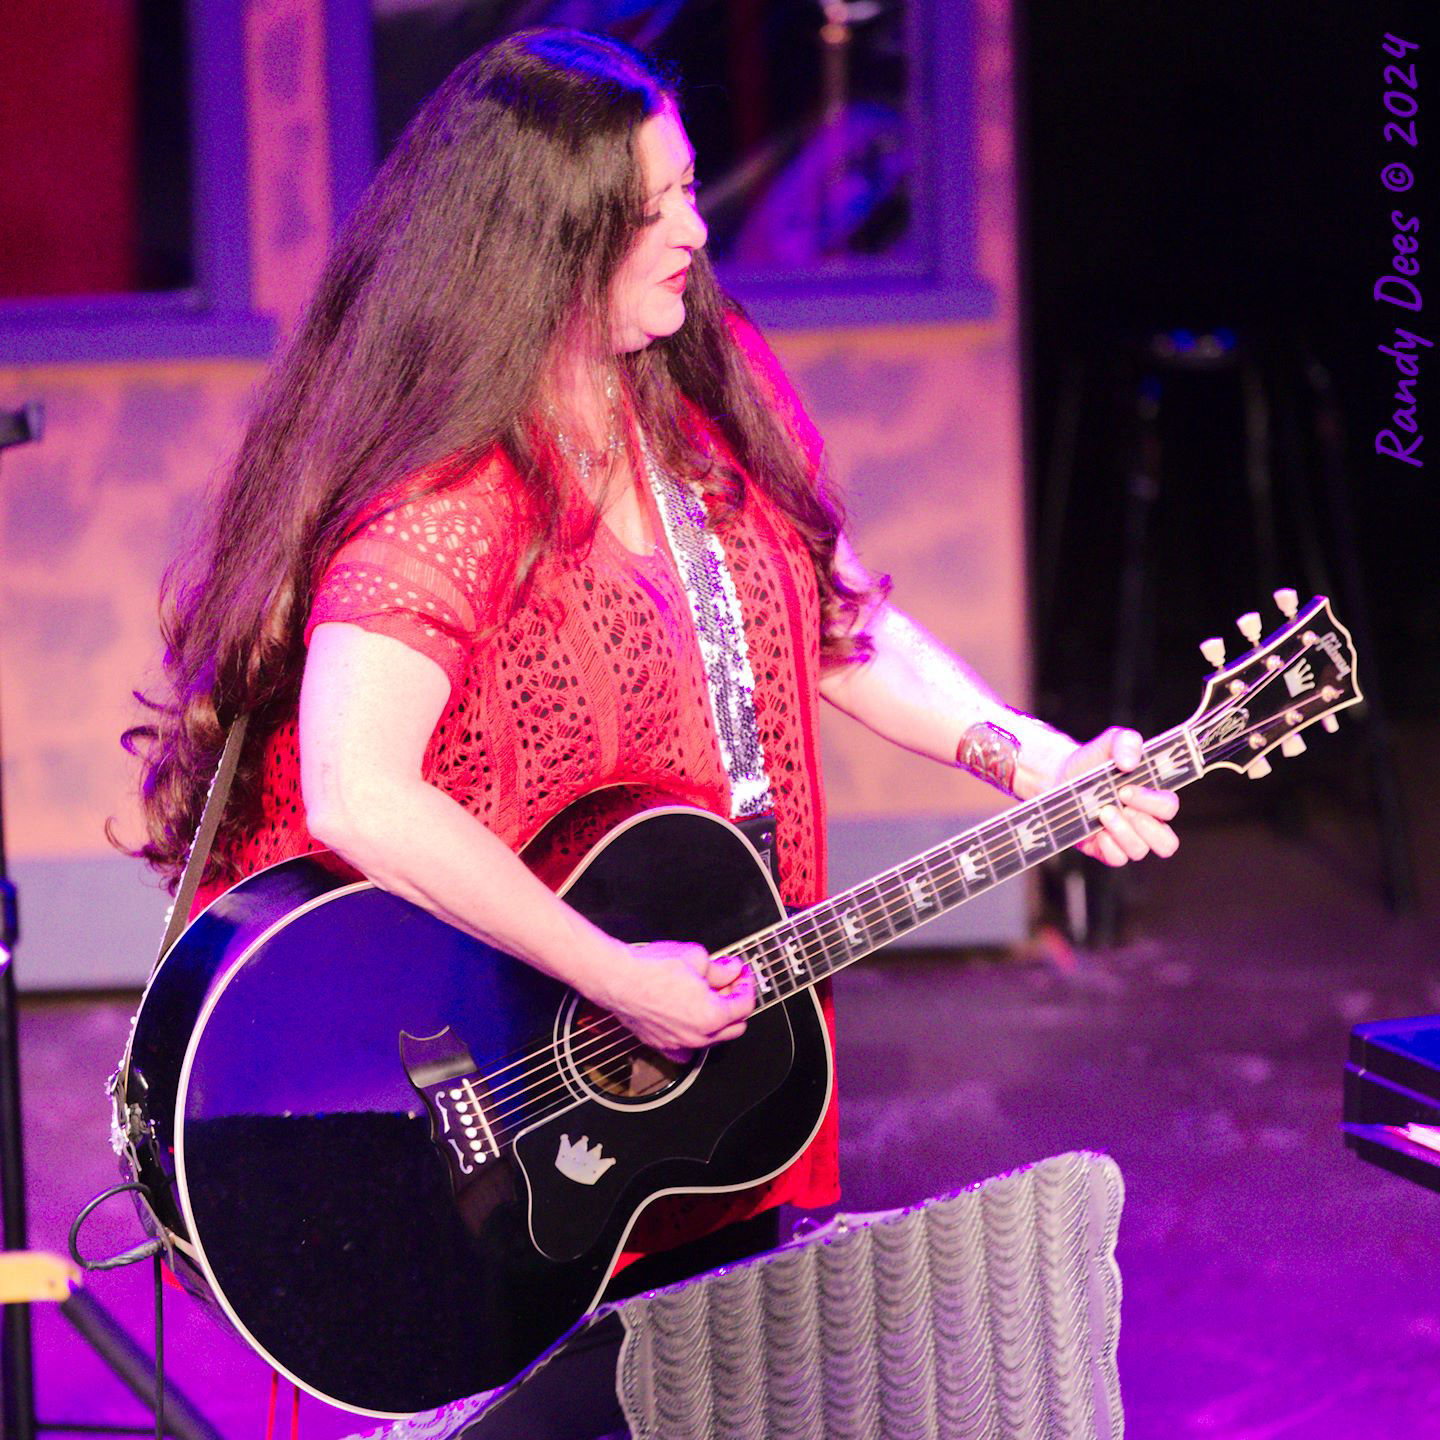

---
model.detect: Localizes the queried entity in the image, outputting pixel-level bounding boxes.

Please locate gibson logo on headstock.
[1316,631,1352,678]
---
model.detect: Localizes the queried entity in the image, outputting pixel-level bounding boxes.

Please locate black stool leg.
[1307,360,1416,912]
[1088,372,1166,946]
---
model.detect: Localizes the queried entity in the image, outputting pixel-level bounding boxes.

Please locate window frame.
[0,0,375,364]
[0,0,989,359]
[712,0,994,328]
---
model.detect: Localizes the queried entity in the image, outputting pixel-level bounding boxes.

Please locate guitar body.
[117,592,1364,1419]
[120,804,831,1417]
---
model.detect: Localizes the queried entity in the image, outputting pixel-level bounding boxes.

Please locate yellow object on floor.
[0,1250,80,1303]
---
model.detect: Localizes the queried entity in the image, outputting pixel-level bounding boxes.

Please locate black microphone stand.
[0,405,219,1440]
[0,401,45,1440]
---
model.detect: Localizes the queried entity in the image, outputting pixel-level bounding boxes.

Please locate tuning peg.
[1246,756,1273,779]
[1273,587,1299,619]
[1280,734,1307,758]
[1199,637,1226,668]
[1236,612,1263,645]
[1321,715,1339,734]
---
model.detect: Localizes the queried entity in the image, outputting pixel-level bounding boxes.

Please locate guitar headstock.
[1188,590,1362,777]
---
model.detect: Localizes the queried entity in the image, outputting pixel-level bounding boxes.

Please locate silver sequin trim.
[643,449,775,820]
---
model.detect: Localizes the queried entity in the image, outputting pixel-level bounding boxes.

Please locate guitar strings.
[470,688,1318,1141]
[450,647,1320,1119]
[468,748,1156,1120]
[466,736,1183,1100]
[473,749,1230,1147]
[467,732,1251,1143]
[475,726,1257,1128]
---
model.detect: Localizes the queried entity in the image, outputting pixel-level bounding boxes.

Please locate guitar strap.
[642,447,782,883]
[155,712,250,967]
[642,446,775,824]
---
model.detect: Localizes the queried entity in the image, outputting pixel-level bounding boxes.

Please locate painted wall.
[0,0,1026,988]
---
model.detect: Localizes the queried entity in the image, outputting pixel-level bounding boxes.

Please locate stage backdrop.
[0,0,1026,989]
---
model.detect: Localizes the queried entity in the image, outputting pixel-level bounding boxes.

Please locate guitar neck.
[737,723,1206,1008]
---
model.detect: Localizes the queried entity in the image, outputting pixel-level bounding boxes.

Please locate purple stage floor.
[19,722,1440,1438]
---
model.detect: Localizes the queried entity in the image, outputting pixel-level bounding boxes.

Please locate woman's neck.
[547,347,618,454]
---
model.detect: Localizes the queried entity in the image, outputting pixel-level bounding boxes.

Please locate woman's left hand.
[1050,727,1180,868]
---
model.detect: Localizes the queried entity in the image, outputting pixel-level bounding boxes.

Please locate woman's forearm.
[307,765,757,1054]
[298,623,755,1054]
[307,770,632,999]
[818,601,1076,800]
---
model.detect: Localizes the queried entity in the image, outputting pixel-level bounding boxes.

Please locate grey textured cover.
[615,1150,1124,1440]
[347,1150,1123,1440]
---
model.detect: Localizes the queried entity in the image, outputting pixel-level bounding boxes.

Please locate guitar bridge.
[400,1028,502,1184]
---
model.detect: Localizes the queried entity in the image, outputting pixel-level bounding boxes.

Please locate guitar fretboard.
[734,725,1204,1006]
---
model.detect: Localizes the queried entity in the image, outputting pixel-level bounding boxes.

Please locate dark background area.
[1021,0,1437,748]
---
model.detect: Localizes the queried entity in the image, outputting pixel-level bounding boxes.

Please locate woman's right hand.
[595,941,757,1061]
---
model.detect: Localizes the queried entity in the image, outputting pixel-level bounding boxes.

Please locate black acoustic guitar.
[114,594,1359,1418]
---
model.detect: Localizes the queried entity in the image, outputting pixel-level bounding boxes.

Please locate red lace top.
[196,321,841,1260]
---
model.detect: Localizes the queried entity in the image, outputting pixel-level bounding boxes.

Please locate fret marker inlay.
[959,850,984,885]
[907,876,935,911]
[1015,817,1046,852]
[1154,746,1184,780]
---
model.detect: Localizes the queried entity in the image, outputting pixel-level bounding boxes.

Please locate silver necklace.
[548,377,623,485]
[552,423,624,484]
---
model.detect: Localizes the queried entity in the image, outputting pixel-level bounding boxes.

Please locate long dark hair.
[121,27,881,887]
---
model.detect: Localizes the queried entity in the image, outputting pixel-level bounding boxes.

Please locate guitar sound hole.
[570,1003,685,1100]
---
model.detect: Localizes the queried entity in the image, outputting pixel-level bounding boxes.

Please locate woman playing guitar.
[122,26,1177,1338]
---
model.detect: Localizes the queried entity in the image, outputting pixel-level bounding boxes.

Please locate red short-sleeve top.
[197,322,842,1253]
